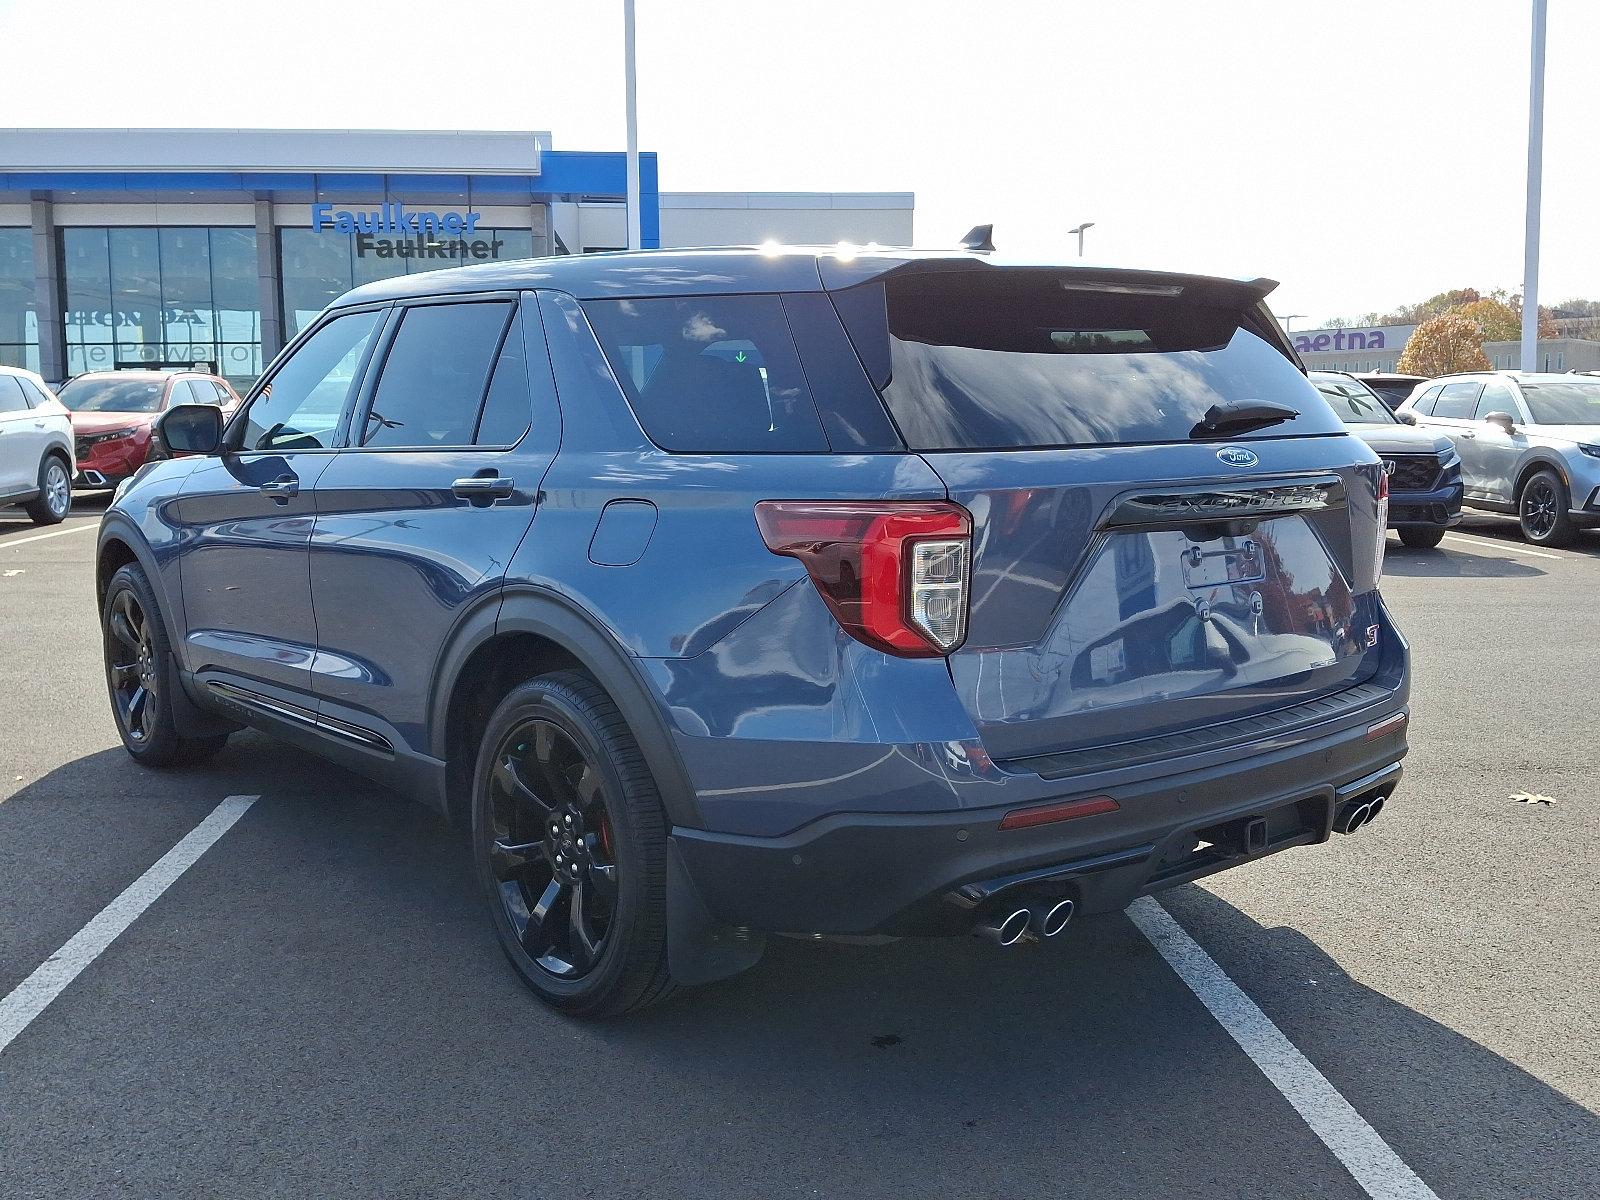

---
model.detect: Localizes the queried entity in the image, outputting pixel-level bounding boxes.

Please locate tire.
[471,670,677,1017]
[23,454,71,525]
[1517,468,1576,547]
[101,563,230,767]
[1398,526,1446,549]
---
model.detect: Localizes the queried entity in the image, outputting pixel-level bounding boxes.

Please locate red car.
[58,371,241,488]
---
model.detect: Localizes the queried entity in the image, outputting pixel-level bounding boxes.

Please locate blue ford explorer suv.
[96,246,1410,1016]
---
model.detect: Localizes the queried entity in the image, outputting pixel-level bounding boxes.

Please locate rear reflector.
[1365,711,1408,741]
[998,795,1120,831]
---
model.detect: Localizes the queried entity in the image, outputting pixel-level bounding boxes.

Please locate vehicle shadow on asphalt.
[6,739,1597,1199]
[1383,546,1545,579]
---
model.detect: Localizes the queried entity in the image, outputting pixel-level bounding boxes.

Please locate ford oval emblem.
[1217,446,1259,467]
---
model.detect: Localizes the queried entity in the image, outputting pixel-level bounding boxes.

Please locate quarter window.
[475,324,533,447]
[242,309,381,452]
[582,295,828,452]
[361,301,514,449]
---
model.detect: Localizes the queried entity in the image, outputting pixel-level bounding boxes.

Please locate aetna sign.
[1292,325,1416,355]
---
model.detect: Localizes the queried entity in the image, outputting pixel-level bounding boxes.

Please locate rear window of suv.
[583,296,828,452]
[836,271,1343,451]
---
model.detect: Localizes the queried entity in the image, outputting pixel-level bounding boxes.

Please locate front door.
[174,307,386,697]
[1428,380,1487,496]
[307,294,558,753]
[1468,380,1528,504]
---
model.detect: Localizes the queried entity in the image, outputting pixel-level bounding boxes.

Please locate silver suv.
[1397,372,1600,546]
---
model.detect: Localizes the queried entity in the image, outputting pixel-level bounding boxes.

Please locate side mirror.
[155,402,224,457]
[1398,410,1418,425]
[1484,411,1517,434]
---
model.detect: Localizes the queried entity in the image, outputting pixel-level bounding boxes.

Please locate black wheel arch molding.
[427,582,706,833]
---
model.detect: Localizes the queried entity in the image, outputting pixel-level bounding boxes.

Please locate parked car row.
[58,370,241,490]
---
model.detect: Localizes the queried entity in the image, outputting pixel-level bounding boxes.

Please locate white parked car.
[0,366,75,525]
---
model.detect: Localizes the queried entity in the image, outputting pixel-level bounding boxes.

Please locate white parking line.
[0,795,258,1056]
[1443,532,1563,561]
[1128,898,1440,1200]
[1,522,98,550]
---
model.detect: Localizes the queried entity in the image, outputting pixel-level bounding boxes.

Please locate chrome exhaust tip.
[1334,801,1372,835]
[1037,899,1075,938]
[1364,794,1386,824]
[81,469,107,488]
[976,908,1033,946]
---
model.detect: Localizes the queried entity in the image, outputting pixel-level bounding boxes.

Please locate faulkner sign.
[311,202,506,261]
[1291,325,1417,356]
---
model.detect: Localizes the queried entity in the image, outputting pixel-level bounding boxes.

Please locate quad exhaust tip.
[976,908,1034,946]
[1038,899,1075,938]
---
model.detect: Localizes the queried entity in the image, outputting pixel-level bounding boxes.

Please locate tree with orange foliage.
[1395,313,1492,376]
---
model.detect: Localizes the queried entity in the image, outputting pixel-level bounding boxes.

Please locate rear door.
[175,306,385,696]
[834,267,1386,762]
[306,292,558,752]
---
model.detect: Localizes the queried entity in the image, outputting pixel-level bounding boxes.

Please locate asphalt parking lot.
[2,497,1597,1200]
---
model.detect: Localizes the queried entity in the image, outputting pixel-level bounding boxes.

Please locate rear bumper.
[672,701,1410,936]
[1389,478,1463,528]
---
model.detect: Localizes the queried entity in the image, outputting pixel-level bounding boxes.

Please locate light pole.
[1281,314,1307,334]
[624,0,642,251]
[1521,0,1548,372]
[1068,221,1094,257]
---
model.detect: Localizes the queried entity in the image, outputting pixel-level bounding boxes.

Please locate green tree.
[1396,313,1492,376]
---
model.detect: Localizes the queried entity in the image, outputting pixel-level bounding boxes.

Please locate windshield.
[1520,381,1600,425]
[58,377,167,413]
[1313,378,1398,425]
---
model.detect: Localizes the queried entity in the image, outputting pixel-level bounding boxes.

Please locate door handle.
[452,474,516,503]
[1458,431,1476,439]
[260,476,300,503]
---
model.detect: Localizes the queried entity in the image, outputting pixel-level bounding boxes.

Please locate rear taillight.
[1375,468,1390,581]
[754,500,971,656]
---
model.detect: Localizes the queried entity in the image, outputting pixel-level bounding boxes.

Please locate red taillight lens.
[754,500,971,656]
[1375,467,1390,581]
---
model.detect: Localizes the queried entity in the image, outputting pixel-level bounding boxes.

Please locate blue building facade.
[0,130,660,385]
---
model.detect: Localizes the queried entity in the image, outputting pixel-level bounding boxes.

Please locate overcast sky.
[5,0,1596,325]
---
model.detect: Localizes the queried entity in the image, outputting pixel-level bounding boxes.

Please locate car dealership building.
[0,128,913,386]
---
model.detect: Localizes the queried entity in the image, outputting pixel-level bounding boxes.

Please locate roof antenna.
[959,224,995,252]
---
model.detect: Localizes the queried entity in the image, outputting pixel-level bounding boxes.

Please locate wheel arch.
[430,585,704,832]
[1512,454,1570,502]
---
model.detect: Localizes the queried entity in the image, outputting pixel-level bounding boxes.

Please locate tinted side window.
[1433,382,1482,419]
[18,378,52,407]
[582,295,828,452]
[243,309,382,452]
[1410,384,1443,415]
[1474,382,1518,420]
[0,375,28,412]
[475,322,532,447]
[362,302,513,449]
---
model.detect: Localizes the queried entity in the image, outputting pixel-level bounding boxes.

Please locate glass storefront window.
[61,226,261,388]
[280,226,537,338]
[0,228,40,373]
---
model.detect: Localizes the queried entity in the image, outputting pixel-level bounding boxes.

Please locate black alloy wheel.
[100,563,231,766]
[1518,469,1576,547]
[106,587,159,745]
[486,718,619,978]
[472,671,677,1016]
